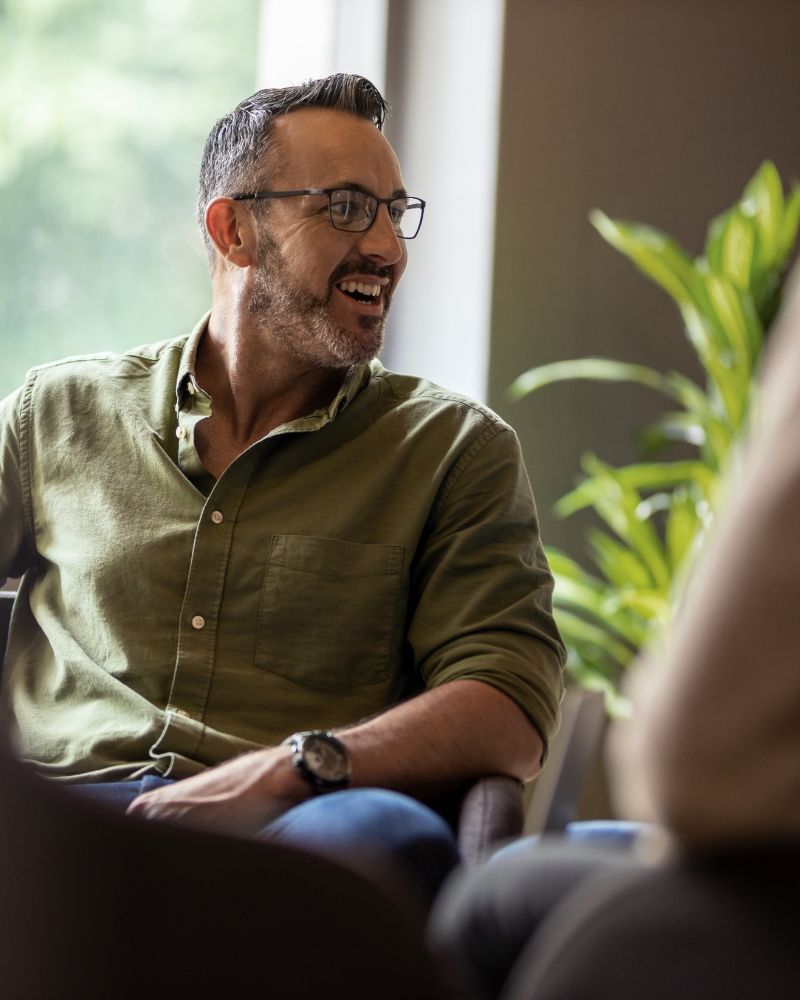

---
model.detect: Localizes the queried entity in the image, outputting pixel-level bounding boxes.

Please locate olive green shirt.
[0,316,565,782]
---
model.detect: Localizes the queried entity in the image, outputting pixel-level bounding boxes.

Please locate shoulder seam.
[28,338,186,376]
[369,370,509,430]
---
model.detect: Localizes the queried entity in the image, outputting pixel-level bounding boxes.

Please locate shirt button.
[191,615,205,630]
[176,426,187,439]
[211,510,224,524]
[186,380,196,396]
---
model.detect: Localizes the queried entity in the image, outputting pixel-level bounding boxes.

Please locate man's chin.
[331,317,385,365]
[359,321,386,359]
[334,336,383,367]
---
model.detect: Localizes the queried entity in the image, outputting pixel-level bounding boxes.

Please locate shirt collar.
[329,362,372,417]
[174,312,209,411]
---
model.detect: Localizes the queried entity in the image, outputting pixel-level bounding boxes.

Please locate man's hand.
[126,746,309,837]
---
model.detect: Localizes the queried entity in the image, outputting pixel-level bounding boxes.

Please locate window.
[0,0,261,399]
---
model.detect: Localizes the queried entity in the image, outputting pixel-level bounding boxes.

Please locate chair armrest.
[456,775,525,865]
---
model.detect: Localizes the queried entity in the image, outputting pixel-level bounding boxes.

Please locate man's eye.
[330,201,351,219]
[389,203,405,224]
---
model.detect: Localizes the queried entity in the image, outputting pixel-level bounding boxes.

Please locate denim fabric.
[70,775,177,809]
[263,787,460,900]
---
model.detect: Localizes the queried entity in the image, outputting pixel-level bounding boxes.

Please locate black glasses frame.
[230,187,426,239]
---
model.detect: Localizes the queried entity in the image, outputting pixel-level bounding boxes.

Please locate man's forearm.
[126,679,544,834]
[339,679,544,796]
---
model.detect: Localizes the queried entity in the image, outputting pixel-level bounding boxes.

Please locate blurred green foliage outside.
[0,0,261,399]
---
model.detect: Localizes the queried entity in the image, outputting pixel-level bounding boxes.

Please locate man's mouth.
[335,279,385,304]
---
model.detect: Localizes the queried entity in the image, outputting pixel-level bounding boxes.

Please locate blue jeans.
[71,778,459,902]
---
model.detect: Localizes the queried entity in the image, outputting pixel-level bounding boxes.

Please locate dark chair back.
[0,739,451,998]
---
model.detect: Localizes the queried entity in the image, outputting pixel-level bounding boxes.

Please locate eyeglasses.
[230,187,426,239]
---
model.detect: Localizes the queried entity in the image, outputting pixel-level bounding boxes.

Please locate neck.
[198,300,347,444]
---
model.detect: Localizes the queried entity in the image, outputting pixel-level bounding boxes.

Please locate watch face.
[304,734,350,783]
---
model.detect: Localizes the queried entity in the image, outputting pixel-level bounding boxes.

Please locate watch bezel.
[283,730,351,793]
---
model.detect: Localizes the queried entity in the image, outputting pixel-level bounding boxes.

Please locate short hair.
[197,73,389,262]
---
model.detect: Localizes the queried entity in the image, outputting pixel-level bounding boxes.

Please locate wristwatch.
[281,730,351,794]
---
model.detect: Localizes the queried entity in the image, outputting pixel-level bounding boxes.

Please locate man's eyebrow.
[332,182,409,199]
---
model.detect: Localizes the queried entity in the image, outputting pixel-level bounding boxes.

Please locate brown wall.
[490,0,800,555]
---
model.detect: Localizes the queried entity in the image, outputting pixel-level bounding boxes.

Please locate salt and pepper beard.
[247,230,392,368]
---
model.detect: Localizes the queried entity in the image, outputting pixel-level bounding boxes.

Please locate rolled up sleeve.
[408,423,566,751]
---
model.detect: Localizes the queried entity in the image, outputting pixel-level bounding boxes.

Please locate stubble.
[248,232,390,368]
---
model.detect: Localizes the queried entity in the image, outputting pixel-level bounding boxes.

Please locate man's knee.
[263,788,460,898]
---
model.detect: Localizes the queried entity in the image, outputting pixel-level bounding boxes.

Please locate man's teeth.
[338,280,381,297]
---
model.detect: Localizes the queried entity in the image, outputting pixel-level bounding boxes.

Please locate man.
[0,75,564,883]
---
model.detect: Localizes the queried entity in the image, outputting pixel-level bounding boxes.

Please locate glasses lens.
[329,189,374,231]
[392,198,424,239]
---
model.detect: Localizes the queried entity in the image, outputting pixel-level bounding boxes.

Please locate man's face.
[245,107,409,368]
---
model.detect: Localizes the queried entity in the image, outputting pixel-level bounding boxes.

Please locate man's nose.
[356,204,404,265]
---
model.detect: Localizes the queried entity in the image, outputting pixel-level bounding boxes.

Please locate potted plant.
[510,162,800,712]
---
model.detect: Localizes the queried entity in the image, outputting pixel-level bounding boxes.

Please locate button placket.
[165,452,255,728]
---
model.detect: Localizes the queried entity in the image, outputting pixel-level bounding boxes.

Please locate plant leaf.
[507,357,674,402]
[778,183,800,264]
[557,457,716,517]
[664,486,701,572]
[704,205,757,289]
[547,548,651,646]
[585,527,656,590]
[590,211,704,313]
[638,411,707,453]
[703,272,760,366]
[696,272,761,431]
[552,608,637,670]
[603,588,670,628]
[613,459,717,499]
[741,160,784,272]
[590,211,742,426]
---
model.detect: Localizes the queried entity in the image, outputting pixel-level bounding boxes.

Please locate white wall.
[382,0,504,402]
[258,0,388,91]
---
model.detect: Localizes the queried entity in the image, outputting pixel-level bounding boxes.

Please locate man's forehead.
[268,107,402,186]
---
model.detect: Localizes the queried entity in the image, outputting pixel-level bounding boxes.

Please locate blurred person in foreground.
[0,74,564,900]
[430,265,800,996]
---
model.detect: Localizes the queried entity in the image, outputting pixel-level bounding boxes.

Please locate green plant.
[509,161,800,713]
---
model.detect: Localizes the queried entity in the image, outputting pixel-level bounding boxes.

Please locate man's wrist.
[248,745,312,805]
[281,730,352,794]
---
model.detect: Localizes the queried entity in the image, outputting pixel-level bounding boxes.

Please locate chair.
[0,588,524,860]
[0,732,453,998]
[499,845,800,1000]
[525,686,607,835]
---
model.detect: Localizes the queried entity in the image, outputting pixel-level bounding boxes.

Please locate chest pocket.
[256,534,405,691]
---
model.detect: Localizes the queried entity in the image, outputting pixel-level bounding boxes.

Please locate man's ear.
[205,198,256,267]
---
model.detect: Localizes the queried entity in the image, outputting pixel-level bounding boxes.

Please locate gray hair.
[197,73,389,263]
